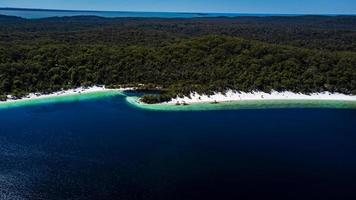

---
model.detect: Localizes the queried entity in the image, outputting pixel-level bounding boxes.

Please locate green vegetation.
[0,94,6,101]
[0,15,355,103]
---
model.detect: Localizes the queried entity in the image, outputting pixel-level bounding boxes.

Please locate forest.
[0,15,355,103]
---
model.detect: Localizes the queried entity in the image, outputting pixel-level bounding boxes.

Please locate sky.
[1,0,356,14]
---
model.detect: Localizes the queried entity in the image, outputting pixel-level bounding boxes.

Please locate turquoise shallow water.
[0,92,356,200]
[0,91,123,110]
[1,92,356,111]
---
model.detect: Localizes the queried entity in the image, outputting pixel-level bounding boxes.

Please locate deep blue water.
[1,95,356,200]
[0,8,300,19]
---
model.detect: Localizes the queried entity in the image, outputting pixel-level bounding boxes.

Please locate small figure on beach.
[211,100,219,104]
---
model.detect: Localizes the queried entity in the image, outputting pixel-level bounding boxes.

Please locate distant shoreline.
[0,7,302,16]
[3,7,353,20]
[1,7,354,17]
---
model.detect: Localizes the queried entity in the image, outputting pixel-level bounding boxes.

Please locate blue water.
[0,8,299,19]
[0,95,356,200]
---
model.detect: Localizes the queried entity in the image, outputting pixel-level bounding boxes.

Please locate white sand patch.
[161,90,356,105]
[0,86,133,105]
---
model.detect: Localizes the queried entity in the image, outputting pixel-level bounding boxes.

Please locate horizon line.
[1,7,355,16]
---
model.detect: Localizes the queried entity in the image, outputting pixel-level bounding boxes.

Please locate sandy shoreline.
[0,86,129,105]
[1,87,356,109]
[159,90,356,105]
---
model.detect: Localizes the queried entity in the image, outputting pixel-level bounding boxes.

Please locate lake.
[0,93,356,199]
[0,8,299,19]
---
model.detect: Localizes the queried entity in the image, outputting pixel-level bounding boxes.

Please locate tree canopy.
[0,15,355,103]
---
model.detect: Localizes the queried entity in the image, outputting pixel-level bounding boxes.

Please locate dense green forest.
[2,15,356,51]
[0,15,355,103]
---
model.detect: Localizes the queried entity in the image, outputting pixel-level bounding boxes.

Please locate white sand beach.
[161,90,356,105]
[2,87,356,107]
[0,86,131,105]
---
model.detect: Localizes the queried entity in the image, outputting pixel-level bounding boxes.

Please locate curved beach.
[0,86,126,109]
[127,90,356,111]
[164,90,356,104]
[2,88,356,111]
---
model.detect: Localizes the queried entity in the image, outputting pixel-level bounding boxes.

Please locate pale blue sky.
[1,0,356,14]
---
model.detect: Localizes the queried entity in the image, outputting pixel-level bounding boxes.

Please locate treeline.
[1,15,356,52]
[0,36,355,103]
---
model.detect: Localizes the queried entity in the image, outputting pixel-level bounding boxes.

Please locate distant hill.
[0,14,24,21]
